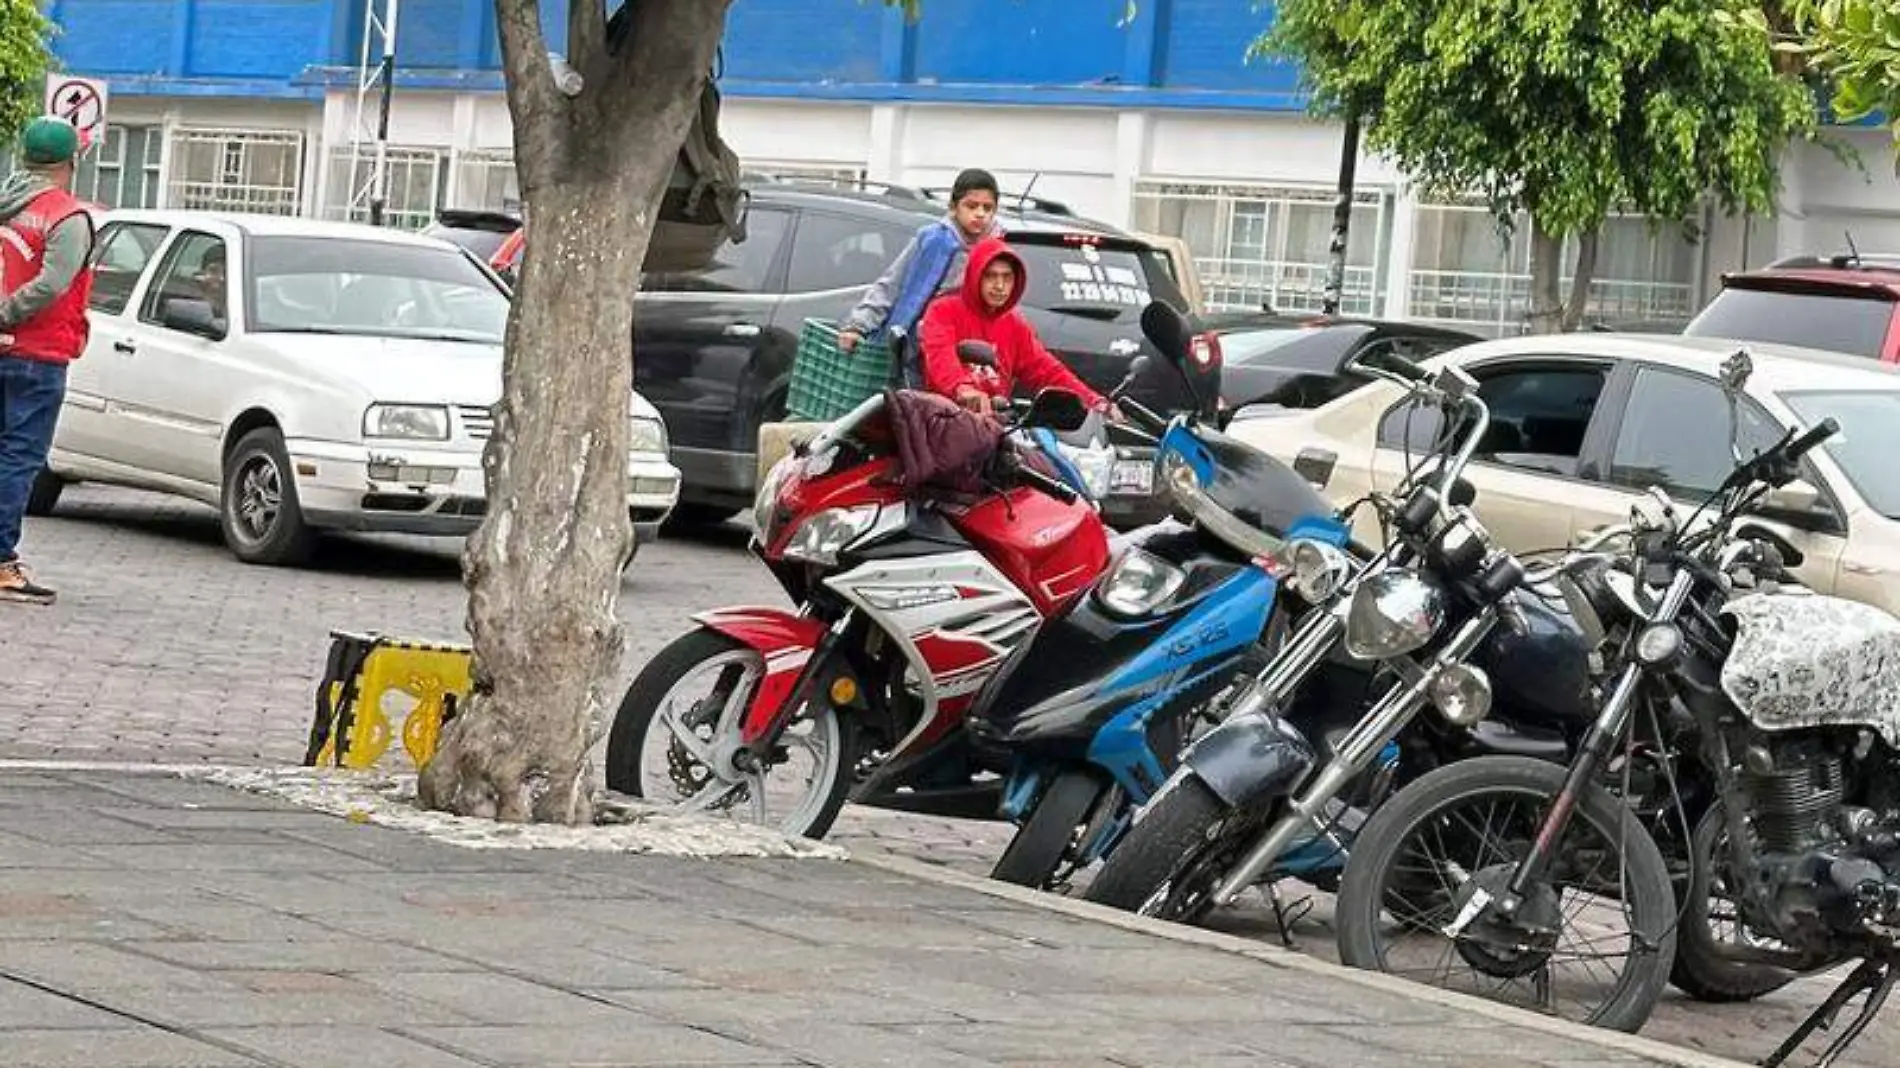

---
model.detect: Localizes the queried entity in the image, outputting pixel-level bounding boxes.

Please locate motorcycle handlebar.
[1016,462,1080,505]
[1785,417,1840,464]
[1117,397,1169,437]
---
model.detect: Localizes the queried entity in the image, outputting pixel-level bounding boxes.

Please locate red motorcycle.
[605,383,1112,839]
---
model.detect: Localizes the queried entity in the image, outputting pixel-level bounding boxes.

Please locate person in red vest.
[0,118,94,605]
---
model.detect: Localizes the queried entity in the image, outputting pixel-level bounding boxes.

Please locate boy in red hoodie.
[918,237,1113,419]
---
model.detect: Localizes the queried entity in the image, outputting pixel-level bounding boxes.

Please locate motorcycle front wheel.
[605,629,858,840]
[1083,774,1255,924]
[1334,756,1676,1034]
[990,768,1107,890]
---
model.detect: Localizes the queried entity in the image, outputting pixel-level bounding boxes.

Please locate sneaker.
[0,560,55,605]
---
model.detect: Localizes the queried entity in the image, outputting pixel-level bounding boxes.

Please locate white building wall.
[98,90,1900,328]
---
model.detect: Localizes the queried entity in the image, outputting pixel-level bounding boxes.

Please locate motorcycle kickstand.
[1758,958,1896,1068]
[1260,883,1313,950]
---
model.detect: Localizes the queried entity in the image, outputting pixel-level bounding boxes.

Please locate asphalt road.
[0,484,1884,1067]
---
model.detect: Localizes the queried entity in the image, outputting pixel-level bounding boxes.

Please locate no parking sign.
[43,74,108,151]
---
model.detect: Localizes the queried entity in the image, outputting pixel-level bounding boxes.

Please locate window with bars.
[166,129,305,215]
[1133,181,1391,316]
[451,151,520,214]
[323,146,446,230]
[1407,200,1700,335]
[73,125,163,209]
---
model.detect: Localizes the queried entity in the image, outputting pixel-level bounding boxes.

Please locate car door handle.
[113,340,136,355]
[723,323,761,338]
[1845,561,1884,576]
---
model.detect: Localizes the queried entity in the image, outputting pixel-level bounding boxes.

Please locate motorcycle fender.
[1184,710,1317,810]
[693,607,829,742]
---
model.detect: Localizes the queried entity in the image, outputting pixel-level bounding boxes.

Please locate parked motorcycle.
[1334,362,1894,1057]
[604,329,1170,839]
[1083,343,1610,927]
[967,302,1354,890]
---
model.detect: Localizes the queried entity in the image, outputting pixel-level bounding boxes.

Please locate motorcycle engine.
[1736,735,1900,953]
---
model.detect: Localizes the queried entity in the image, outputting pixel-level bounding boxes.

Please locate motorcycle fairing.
[1720,591,1900,747]
[693,607,830,743]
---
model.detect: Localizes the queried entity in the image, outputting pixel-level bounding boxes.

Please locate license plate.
[1109,460,1154,495]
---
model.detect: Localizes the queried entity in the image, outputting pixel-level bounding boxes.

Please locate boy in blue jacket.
[838,168,1002,386]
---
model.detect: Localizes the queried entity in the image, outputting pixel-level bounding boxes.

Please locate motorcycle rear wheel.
[605,629,857,840]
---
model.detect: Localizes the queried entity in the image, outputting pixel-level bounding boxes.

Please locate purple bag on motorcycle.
[885,388,1001,496]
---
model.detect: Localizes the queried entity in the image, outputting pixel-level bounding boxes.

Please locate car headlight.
[1096,547,1187,617]
[364,404,449,441]
[1343,568,1446,660]
[783,504,880,566]
[630,416,666,453]
[753,454,797,536]
[1272,538,1355,604]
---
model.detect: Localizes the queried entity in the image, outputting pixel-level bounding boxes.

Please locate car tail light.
[1191,331,1222,370]
[1061,232,1102,247]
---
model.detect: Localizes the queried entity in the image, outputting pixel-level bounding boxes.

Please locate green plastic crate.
[786,318,894,422]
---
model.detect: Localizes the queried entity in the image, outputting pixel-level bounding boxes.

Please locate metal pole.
[1321,108,1361,317]
[369,0,399,227]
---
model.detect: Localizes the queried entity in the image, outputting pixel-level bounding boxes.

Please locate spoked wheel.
[1671,804,1797,1002]
[1335,756,1676,1034]
[605,630,857,840]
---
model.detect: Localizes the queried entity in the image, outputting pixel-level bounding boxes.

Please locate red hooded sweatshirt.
[918,237,1105,409]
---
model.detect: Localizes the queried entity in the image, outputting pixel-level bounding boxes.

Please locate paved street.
[0,768,1730,1068]
[0,485,1888,1066]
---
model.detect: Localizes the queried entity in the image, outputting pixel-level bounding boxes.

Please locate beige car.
[1229,333,1900,613]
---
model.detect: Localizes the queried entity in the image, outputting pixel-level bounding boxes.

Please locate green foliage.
[0,0,51,147]
[1262,0,1816,239]
[1789,0,1900,152]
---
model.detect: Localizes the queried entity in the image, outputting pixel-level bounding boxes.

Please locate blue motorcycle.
[966,304,1369,890]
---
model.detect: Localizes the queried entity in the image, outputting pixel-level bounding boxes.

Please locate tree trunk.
[1526,216,1565,335]
[1561,228,1600,333]
[417,0,733,823]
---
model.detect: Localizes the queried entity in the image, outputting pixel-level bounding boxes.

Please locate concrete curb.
[2,760,1751,1068]
[849,851,1756,1068]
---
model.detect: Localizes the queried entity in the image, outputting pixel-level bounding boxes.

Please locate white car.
[30,211,679,566]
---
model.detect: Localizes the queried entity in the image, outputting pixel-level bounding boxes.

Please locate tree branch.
[494,0,562,190]
[569,0,608,78]
[604,0,733,107]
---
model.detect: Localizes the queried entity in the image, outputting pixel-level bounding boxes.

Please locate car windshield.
[1782,389,1900,519]
[1011,238,1187,322]
[246,236,508,343]
[1218,328,1311,364]
[1685,287,1893,359]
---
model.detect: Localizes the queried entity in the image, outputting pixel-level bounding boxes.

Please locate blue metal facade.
[48,0,1304,110]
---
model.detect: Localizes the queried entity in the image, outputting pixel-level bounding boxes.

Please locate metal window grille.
[323,146,444,230]
[1133,181,1390,316]
[166,129,305,215]
[1408,199,1699,336]
[450,151,520,214]
[75,125,163,209]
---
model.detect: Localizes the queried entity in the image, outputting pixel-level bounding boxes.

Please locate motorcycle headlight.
[1343,568,1446,660]
[1272,538,1355,605]
[1097,547,1187,617]
[752,454,796,535]
[783,504,880,566]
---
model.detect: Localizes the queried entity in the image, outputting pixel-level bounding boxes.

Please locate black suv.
[635,179,1208,526]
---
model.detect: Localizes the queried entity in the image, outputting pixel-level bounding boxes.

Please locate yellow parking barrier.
[304,631,473,771]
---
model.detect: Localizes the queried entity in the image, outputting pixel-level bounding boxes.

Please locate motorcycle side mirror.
[1718,349,1753,464]
[1022,388,1090,433]
[1138,300,1210,414]
[956,340,998,368]
[1113,355,1152,398]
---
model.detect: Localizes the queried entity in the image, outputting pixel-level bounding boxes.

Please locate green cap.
[20,118,78,166]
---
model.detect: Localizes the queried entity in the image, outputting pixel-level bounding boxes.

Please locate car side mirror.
[1022,388,1089,433]
[956,339,998,368]
[1757,478,1832,530]
[161,297,225,340]
[1734,520,1806,569]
